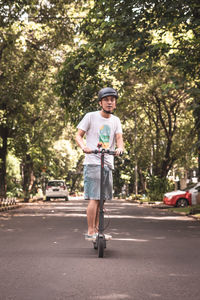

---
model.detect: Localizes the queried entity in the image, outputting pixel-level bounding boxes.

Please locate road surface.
[1,198,200,300]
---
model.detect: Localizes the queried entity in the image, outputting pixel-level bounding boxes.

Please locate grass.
[168,205,200,217]
[168,207,191,214]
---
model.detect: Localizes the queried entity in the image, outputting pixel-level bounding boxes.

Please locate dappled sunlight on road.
[0,199,195,222]
[92,293,131,299]
[1,213,88,218]
[107,214,194,221]
[1,212,194,221]
[112,238,148,242]
[24,201,86,206]
[23,206,87,211]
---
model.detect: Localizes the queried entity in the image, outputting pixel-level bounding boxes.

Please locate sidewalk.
[126,198,200,221]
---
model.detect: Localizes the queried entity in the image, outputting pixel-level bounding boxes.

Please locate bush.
[146,176,174,202]
[6,178,23,198]
[129,194,143,200]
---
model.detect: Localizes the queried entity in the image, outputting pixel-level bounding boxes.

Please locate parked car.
[45,180,69,201]
[163,182,200,207]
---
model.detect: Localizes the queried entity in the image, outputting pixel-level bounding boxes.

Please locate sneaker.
[85,233,97,241]
[104,234,112,240]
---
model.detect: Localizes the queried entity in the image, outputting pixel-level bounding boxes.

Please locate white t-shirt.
[77,111,122,169]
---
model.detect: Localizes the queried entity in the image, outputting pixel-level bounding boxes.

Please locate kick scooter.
[91,147,116,258]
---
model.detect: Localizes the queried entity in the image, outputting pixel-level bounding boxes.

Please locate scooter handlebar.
[91,149,121,156]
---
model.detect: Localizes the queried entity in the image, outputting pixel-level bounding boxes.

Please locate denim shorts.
[83,165,113,201]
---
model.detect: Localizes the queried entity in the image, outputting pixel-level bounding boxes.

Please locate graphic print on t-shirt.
[99,124,111,149]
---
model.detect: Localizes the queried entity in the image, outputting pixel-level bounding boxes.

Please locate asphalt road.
[1,198,200,300]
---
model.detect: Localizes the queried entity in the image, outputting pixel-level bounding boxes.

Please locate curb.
[0,204,22,212]
[185,212,200,221]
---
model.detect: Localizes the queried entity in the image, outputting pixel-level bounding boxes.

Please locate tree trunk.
[198,132,200,181]
[22,154,34,202]
[138,167,146,194]
[161,137,173,178]
[134,111,138,195]
[0,126,8,200]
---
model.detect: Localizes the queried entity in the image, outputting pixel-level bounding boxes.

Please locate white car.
[45,180,69,201]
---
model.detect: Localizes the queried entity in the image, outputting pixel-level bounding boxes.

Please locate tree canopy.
[1,0,199,200]
[0,0,82,198]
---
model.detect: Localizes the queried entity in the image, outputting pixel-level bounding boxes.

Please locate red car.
[163,183,200,207]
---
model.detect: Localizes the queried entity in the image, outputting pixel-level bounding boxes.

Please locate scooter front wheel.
[93,240,98,250]
[98,237,104,258]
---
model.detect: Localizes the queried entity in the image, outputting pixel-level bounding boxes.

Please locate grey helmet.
[98,87,118,101]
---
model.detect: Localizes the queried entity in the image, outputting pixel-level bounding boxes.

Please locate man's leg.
[87,199,99,235]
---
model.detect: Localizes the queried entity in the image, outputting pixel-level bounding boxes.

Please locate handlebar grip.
[91,150,98,154]
[107,150,116,155]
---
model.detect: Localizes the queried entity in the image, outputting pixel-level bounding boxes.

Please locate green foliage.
[146,176,174,202]
[55,45,120,123]
[1,0,200,199]
[0,0,83,199]
[6,153,22,197]
[55,0,199,195]
[113,154,131,196]
[44,126,84,193]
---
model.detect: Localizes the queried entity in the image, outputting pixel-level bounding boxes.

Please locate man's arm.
[75,129,92,153]
[115,133,124,156]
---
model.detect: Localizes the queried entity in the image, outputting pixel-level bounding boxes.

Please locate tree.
[49,126,84,194]
[145,0,200,178]
[80,0,200,177]
[12,75,66,200]
[117,65,195,191]
[56,0,199,194]
[0,0,78,199]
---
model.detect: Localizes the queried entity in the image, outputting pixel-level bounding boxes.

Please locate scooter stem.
[99,149,105,235]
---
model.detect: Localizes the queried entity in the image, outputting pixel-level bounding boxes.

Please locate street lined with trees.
[0,0,199,201]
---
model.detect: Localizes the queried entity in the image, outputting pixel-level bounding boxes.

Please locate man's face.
[99,96,116,112]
